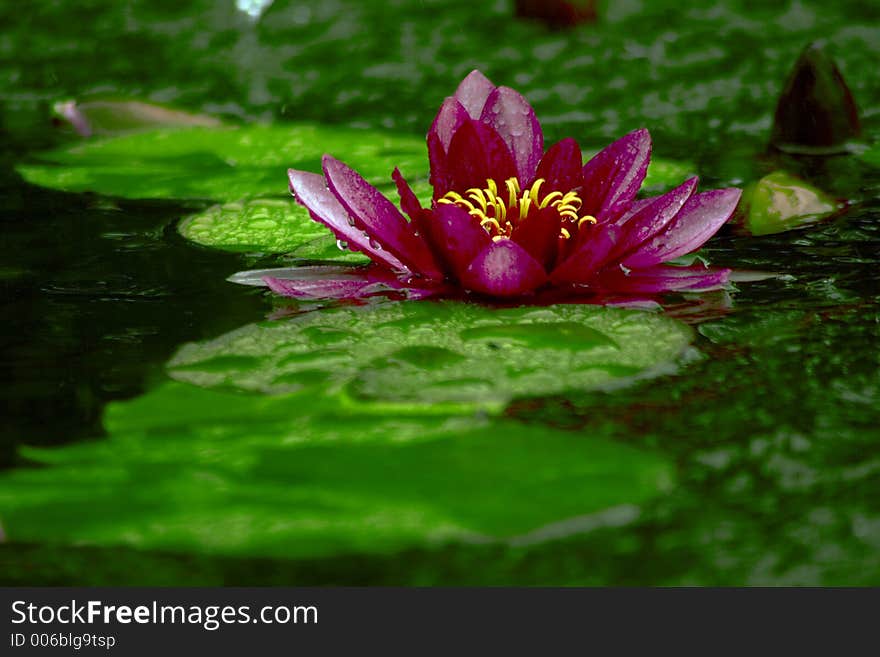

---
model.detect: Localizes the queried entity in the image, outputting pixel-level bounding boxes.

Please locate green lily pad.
[739,171,839,236]
[169,301,692,410]
[19,121,693,257]
[642,157,697,193]
[177,198,369,261]
[0,382,673,559]
[17,123,428,202]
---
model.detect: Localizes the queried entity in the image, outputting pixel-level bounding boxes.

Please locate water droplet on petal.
[369,238,382,250]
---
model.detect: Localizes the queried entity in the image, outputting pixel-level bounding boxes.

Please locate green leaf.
[739,171,839,236]
[168,301,692,411]
[177,199,369,261]
[642,157,697,193]
[0,382,674,559]
[19,122,692,257]
[17,123,428,202]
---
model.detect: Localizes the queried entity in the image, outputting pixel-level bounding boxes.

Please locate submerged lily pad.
[17,123,428,202]
[0,382,673,559]
[169,301,692,410]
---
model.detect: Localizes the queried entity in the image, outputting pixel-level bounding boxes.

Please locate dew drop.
[369,238,382,250]
[336,239,348,251]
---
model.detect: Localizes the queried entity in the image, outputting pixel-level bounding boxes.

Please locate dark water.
[1,0,878,584]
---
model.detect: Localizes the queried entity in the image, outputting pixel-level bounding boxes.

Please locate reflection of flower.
[262,70,740,302]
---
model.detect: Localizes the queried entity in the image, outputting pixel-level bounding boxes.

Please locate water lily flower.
[244,71,741,302]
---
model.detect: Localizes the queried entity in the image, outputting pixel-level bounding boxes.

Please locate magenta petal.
[427,131,452,197]
[446,118,517,192]
[480,87,543,183]
[535,138,583,192]
[288,169,406,271]
[428,96,468,151]
[424,203,492,278]
[598,264,731,294]
[392,167,423,222]
[550,224,625,285]
[581,128,652,222]
[623,188,742,268]
[454,70,496,118]
[611,177,698,262]
[510,205,560,269]
[460,238,548,297]
[322,155,443,280]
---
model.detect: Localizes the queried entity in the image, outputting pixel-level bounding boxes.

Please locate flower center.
[437,177,596,241]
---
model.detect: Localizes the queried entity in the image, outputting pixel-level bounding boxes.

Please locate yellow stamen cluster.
[438,177,596,240]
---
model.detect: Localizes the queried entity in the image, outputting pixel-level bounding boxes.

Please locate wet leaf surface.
[169,301,693,410]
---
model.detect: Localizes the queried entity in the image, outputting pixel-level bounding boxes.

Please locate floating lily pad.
[19,121,695,259]
[0,382,673,559]
[739,171,840,236]
[177,181,433,257]
[177,199,369,261]
[642,157,697,193]
[169,301,692,410]
[17,123,428,202]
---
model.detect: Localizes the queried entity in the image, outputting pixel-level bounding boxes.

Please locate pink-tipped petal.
[623,188,742,268]
[480,87,544,183]
[460,238,548,298]
[581,128,652,222]
[598,264,731,295]
[428,96,468,151]
[611,177,698,263]
[445,118,517,193]
[322,155,443,280]
[454,70,497,118]
[423,203,492,279]
[392,167,423,222]
[535,138,584,192]
[288,169,406,271]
